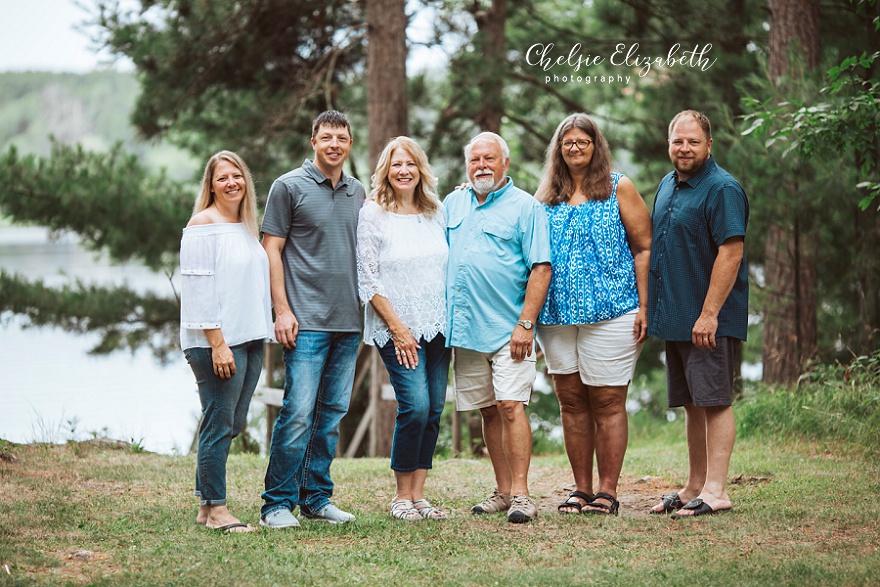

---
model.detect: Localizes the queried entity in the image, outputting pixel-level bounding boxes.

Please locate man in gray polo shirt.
[260,110,366,528]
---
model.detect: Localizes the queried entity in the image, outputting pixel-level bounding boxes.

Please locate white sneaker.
[301,503,356,524]
[259,508,300,528]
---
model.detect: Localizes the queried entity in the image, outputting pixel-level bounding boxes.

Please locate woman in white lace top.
[356,137,450,521]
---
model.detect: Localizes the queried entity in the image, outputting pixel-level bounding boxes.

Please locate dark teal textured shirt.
[647,156,749,341]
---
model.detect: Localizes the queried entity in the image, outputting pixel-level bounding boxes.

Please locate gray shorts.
[665,337,740,408]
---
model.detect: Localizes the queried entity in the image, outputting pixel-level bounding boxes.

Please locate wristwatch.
[517,319,533,330]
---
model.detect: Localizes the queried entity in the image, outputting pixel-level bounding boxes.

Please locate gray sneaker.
[301,503,356,524]
[471,489,512,515]
[260,508,300,528]
[507,494,538,523]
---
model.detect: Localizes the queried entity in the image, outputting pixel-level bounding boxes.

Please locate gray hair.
[463,131,510,162]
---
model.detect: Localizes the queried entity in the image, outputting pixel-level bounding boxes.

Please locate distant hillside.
[0,70,197,181]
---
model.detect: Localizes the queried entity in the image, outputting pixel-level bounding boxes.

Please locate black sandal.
[583,491,620,516]
[650,492,684,515]
[557,490,593,514]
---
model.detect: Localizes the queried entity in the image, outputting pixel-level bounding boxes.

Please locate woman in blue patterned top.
[535,113,652,515]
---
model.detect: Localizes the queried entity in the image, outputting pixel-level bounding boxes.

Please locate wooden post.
[264,342,279,451]
[368,347,381,457]
[452,409,462,456]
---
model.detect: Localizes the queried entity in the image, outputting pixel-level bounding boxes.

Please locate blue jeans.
[184,339,264,506]
[261,331,360,516]
[377,334,451,472]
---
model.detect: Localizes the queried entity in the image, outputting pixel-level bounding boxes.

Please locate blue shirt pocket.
[481,221,515,240]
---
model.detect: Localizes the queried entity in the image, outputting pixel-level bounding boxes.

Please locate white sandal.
[390,499,421,521]
[412,499,447,520]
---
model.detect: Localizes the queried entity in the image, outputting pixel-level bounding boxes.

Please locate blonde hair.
[192,150,259,238]
[535,113,613,205]
[668,109,712,141]
[370,137,440,216]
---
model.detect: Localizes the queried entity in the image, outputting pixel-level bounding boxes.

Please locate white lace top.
[356,200,448,347]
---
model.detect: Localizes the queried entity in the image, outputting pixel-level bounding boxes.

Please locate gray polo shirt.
[262,159,366,332]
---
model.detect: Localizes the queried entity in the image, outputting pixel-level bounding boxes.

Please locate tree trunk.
[366,0,408,168]
[855,185,880,351]
[364,0,408,456]
[762,0,820,385]
[472,0,507,133]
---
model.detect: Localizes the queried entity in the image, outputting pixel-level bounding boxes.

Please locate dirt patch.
[15,550,122,585]
[529,467,682,518]
[731,474,772,485]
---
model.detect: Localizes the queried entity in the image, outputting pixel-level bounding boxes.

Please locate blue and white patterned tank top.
[538,172,639,325]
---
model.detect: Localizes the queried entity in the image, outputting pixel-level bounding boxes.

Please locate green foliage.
[0,269,180,359]
[0,71,198,180]
[94,0,366,180]
[742,51,880,208]
[737,351,880,455]
[0,140,191,271]
[0,71,139,155]
[0,93,193,358]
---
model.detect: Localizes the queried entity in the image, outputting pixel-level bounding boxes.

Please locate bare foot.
[649,489,697,514]
[582,492,618,515]
[670,495,732,517]
[196,505,210,525]
[558,490,592,514]
[203,505,256,532]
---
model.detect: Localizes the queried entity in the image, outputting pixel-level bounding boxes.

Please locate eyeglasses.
[561,139,593,150]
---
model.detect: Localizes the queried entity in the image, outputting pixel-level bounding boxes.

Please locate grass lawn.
[1,430,878,587]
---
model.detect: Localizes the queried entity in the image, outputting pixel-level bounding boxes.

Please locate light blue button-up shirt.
[444,178,551,353]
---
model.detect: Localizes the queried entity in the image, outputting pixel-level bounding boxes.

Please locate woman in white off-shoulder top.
[180,150,272,533]
[357,137,450,521]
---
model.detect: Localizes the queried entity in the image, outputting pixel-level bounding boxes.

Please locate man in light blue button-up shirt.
[445,132,551,523]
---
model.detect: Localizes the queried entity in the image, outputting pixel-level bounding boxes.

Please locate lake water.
[0,226,201,454]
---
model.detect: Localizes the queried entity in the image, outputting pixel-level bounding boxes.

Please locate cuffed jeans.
[377,334,451,472]
[261,331,360,516]
[184,339,264,506]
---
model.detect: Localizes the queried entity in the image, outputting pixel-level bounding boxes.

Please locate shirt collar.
[302,158,352,188]
[675,155,716,188]
[470,176,514,205]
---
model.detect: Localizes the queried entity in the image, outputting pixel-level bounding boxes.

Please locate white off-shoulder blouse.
[179,223,273,351]
[356,200,448,347]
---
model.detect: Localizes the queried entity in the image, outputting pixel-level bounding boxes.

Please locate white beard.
[472,173,496,194]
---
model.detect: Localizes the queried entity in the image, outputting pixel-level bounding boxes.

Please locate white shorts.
[536,310,643,387]
[452,342,537,411]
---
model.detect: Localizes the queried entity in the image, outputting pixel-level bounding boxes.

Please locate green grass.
[2,427,878,587]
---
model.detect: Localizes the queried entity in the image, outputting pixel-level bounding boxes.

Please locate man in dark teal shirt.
[647,110,749,518]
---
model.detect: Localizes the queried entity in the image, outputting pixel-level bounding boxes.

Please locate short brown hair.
[668,110,712,141]
[311,110,352,139]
